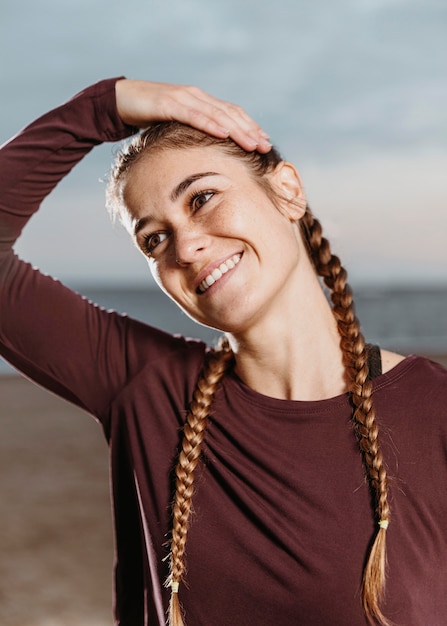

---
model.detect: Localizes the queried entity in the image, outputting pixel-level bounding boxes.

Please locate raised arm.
[0,79,130,256]
[0,77,269,254]
[0,78,135,413]
[0,77,269,418]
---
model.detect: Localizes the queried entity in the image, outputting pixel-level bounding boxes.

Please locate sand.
[1,353,447,625]
[0,377,113,626]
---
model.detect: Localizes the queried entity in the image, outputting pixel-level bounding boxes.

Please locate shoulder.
[117,314,210,387]
[126,316,209,362]
[380,349,406,374]
[380,348,447,380]
[374,353,447,477]
[375,350,447,411]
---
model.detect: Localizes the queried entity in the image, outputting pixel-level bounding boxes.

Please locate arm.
[0,78,137,414]
[0,78,131,257]
[0,78,269,417]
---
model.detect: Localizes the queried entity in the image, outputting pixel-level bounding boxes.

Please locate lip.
[195,252,243,294]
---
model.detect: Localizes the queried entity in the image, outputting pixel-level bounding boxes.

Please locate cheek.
[148,259,165,291]
[256,210,299,250]
[148,259,181,302]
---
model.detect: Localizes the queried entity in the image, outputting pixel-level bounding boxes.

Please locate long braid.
[166,339,234,626]
[301,207,391,626]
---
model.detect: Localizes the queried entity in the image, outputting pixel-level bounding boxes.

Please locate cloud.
[2,0,446,283]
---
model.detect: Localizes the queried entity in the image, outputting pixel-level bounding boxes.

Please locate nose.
[173,228,210,267]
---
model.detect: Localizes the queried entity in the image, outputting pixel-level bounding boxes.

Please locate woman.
[1,77,446,626]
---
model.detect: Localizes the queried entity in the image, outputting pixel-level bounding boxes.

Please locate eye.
[143,231,168,256]
[190,191,214,212]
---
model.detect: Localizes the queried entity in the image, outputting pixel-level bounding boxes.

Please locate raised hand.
[115,79,271,153]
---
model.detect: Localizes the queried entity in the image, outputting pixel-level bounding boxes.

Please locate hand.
[115,79,272,153]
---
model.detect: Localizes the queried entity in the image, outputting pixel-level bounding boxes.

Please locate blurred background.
[1,0,446,624]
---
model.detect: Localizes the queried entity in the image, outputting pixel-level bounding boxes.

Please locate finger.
[217,101,269,138]
[187,109,260,151]
[188,88,270,139]
[176,90,272,152]
[209,103,272,152]
[175,105,272,153]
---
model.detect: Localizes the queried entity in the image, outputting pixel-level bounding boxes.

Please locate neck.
[227,270,346,402]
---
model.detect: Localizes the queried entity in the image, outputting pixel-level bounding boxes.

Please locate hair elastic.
[171,581,179,594]
[378,519,389,530]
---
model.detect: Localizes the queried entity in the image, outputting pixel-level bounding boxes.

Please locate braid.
[301,207,391,626]
[166,338,234,626]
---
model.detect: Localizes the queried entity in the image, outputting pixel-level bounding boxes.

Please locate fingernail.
[256,139,272,153]
[219,127,231,136]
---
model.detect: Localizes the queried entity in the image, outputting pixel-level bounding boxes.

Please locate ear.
[270,161,307,220]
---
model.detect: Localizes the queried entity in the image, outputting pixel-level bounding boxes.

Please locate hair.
[107,124,392,626]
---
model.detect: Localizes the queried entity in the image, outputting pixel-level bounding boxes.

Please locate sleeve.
[0,78,147,418]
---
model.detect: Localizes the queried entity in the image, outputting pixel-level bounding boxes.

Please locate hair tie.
[378,519,389,530]
[171,581,179,594]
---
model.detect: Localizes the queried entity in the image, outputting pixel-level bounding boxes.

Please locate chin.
[176,287,264,335]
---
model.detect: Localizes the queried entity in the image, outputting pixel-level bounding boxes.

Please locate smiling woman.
[1,77,447,626]
[107,116,393,626]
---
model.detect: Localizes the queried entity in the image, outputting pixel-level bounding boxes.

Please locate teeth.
[199,254,241,293]
[212,268,222,280]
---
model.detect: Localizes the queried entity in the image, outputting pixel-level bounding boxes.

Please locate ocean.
[1,284,447,376]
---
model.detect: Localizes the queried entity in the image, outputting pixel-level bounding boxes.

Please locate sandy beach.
[2,353,447,625]
[0,377,113,626]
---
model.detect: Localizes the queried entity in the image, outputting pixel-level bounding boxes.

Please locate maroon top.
[1,79,447,626]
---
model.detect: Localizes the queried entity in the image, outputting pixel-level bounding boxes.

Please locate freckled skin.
[122,146,309,336]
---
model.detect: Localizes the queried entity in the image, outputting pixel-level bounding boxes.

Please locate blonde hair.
[107,124,391,626]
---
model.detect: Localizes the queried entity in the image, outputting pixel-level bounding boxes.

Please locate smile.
[198,254,242,293]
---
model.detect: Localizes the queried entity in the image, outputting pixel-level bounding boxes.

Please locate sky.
[1,0,446,287]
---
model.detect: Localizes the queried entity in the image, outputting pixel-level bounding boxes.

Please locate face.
[122,146,307,335]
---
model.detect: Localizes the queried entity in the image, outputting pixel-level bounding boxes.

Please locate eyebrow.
[133,171,219,237]
[170,171,219,202]
[133,215,152,237]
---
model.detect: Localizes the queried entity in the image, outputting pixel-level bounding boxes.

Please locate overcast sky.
[1,0,446,286]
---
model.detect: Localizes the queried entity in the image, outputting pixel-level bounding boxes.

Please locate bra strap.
[366,343,382,380]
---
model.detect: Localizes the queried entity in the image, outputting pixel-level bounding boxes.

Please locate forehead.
[122,145,251,216]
